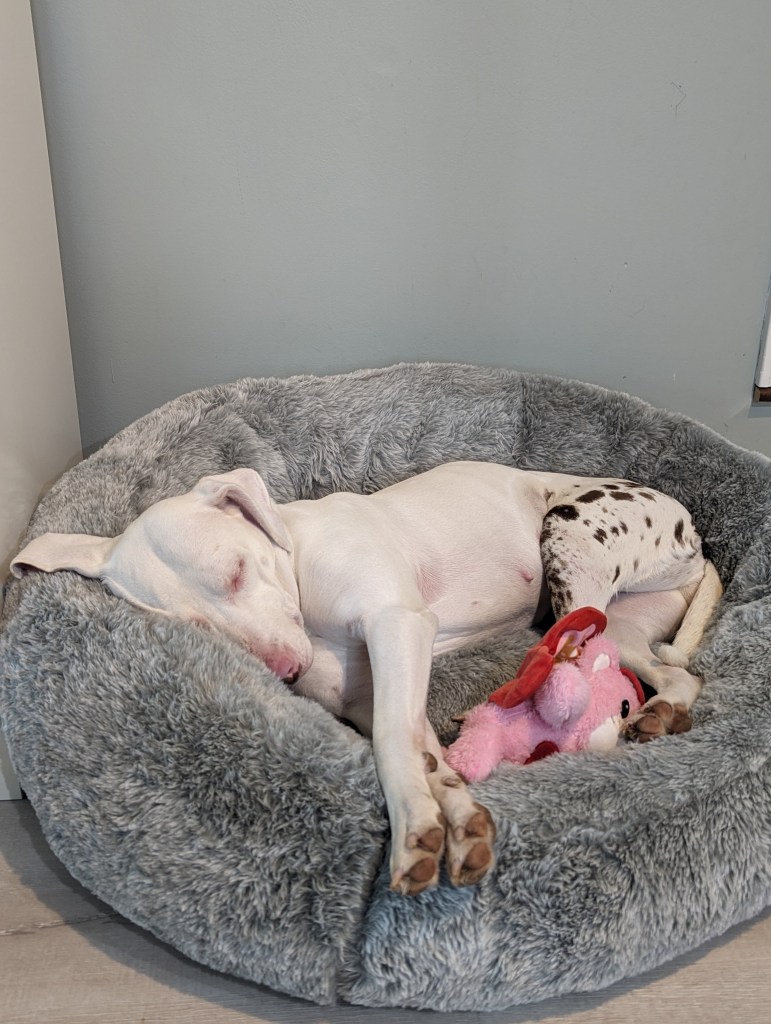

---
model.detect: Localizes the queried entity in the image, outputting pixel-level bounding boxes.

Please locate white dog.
[12,462,721,895]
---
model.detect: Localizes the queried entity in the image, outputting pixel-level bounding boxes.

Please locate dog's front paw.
[625,699,692,742]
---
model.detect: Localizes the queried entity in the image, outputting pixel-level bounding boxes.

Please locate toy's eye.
[620,700,631,719]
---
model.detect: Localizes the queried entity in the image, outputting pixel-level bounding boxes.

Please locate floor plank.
[1,800,769,1023]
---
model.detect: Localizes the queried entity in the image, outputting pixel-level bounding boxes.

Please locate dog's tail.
[657,560,723,669]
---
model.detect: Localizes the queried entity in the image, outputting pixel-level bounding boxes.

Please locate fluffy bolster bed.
[2,363,770,1012]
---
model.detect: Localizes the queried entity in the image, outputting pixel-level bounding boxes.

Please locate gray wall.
[32,0,771,455]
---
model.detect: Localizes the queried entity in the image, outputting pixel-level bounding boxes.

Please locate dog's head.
[11,469,313,682]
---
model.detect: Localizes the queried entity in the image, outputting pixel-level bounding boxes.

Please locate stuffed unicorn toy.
[445,607,645,783]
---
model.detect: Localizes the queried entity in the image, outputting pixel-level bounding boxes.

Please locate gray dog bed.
[2,363,770,1012]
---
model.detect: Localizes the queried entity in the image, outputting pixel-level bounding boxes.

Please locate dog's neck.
[271,516,302,608]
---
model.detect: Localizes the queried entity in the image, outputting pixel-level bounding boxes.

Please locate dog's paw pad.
[668,703,693,734]
[465,808,492,837]
[404,856,437,887]
[626,700,692,742]
[391,850,442,896]
[416,825,444,853]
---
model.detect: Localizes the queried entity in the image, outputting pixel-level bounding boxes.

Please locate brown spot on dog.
[577,489,605,503]
[613,565,620,582]
[609,490,634,501]
[594,528,607,544]
[550,504,579,521]
[674,518,685,544]
[655,535,661,546]
[620,522,628,534]
[611,526,619,536]
[645,516,652,528]
[633,558,639,571]
[640,492,656,501]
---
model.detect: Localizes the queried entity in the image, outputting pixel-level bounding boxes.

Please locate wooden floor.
[1,800,770,1024]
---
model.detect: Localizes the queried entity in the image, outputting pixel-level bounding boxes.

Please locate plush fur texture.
[1,363,770,1011]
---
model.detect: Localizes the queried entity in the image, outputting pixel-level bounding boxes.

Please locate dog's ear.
[194,468,293,552]
[10,533,118,580]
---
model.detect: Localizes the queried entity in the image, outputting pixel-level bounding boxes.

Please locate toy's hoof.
[625,700,692,742]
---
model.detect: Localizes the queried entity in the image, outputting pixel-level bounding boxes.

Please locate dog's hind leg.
[540,501,722,739]
[601,589,706,740]
[606,563,722,740]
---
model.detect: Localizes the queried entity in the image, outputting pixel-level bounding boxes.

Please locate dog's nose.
[262,650,301,682]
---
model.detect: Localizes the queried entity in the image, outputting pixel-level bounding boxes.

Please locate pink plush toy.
[445,608,645,783]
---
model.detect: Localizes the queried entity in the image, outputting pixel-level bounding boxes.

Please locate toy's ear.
[488,645,553,708]
[543,607,607,656]
[489,606,608,710]
[591,651,611,672]
[11,533,118,580]
[534,663,591,727]
[194,468,292,553]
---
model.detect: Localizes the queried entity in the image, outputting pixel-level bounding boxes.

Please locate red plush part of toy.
[524,740,560,764]
[488,646,553,709]
[489,606,608,709]
[620,666,646,706]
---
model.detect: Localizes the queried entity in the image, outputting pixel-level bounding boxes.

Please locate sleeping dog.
[12,462,721,895]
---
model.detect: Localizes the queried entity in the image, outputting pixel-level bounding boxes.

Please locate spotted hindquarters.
[539,479,704,618]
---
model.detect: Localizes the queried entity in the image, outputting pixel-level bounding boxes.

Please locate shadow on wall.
[0,446,81,600]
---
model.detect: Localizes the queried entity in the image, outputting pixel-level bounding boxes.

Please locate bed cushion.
[2,363,770,1011]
